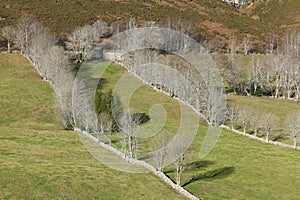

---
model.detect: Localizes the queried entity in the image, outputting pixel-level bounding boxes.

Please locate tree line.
[2,15,299,186]
[227,104,300,149]
[220,29,300,101]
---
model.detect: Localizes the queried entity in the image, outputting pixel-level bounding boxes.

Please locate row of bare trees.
[2,16,191,187]
[112,19,226,127]
[227,105,300,148]
[221,28,300,99]
[66,20,108,63]
[3,15,299,188]
[1,15,75,129]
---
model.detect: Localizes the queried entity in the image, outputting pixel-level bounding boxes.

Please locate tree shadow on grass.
[164,160,215,173]
[96,77,108,90]
[182,166,235,187]
[271,133,285,142]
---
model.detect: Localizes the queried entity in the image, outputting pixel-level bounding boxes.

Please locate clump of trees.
[220,29,300,102]
[95,89,149,153]
[66,20,108,63]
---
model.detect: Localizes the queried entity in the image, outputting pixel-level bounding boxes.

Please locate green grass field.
[2,52,300,199]
[227,94,300,139]
[0,53,187,199]
[98,62,300,199]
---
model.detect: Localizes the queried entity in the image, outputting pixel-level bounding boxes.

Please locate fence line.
[220,125,300,150]
[75,128,200,200]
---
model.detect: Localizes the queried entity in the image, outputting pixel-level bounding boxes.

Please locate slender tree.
[43,46,75,129]
[172,143,187,186]
[286,112,300,149]
[15,15,36,57]
[243,35,252,55]
[1,25,15,53]
[249,109,261,137]
[121,111,139,159]
[263,113,277,143]
[152,132,168,171]
[238,107,250,134]
[227,104,239,130]
[98,112,113,144]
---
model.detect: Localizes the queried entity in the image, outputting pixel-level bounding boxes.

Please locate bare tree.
[286,112,300,149]
[72,79,93,131]
[249,109,261,137]
[29,22,55,78]
[243,35,252,55]
[206,87,226,126]
[163,17,193,51]
[121,111,139,159]
[172,143,187,186]
[15,15,36,57]
[229,34,239,60]
[1,25,15,53]
[227,104,239,129]
[238,107,250,134]
[263,113,277,143]
[92,20,108,40]
[250,55,261,95]
[43,46,75,129]
[267,32,277,54]
[66,25,95,63]
[152,132,168,171]
[273,55,284,99]
[98,112,113,144]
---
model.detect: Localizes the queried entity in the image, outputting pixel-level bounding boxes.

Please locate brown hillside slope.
[0,0,299,47]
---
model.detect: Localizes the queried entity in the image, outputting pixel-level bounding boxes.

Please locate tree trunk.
[7,41,10,53]
[296,85,300,103]
[275,84,279,99]
[266,131,269,143]
[109,132,112,146]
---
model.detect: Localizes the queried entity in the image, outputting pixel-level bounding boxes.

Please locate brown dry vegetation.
[0,0,299,48]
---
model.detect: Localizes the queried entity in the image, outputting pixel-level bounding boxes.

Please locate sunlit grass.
[0,53,186,199]
[99,62,300,200]
[227,94,300,143]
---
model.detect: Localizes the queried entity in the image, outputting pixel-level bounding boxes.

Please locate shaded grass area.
[0,53,187,199]
[99,62,300,199]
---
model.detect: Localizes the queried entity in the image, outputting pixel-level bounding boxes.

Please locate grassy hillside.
[252,0,300,34]
[0,0,299,47]
[98,62,300,199]
[0,53,187,199]
[1,51,300,199]
[227,95,300,143]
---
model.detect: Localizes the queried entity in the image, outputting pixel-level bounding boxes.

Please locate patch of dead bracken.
[182,0,208,16]
[200,20,236,36]
[151,0,179,10]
